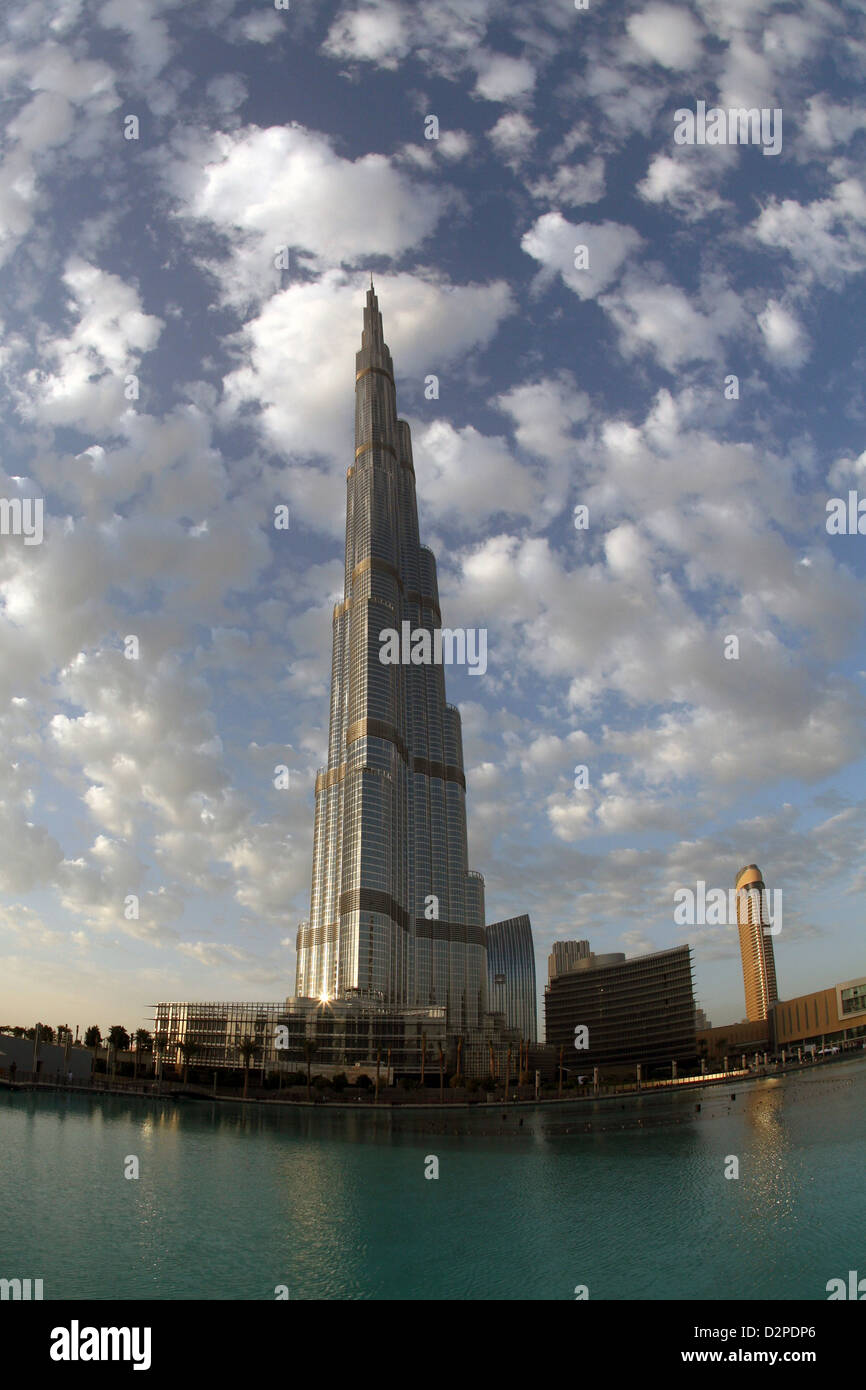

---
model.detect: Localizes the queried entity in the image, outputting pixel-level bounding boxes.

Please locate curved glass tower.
[487,915,537,1042]
[296,285,487,1033]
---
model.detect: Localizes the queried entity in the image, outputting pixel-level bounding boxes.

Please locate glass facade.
[296,288,488,1034]
[486,915,537,1042]
[152,999,447,1075]
[544,946,697,1070]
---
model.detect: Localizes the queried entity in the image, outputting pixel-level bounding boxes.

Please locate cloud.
[529,156,605,207]
[626,3,705,69]
[472,50,536,102]
[753,178,866,288]
[20,259,163,432]
[757,299,810,368]
[220,270,514,529]
[601,269,744,370]
[488,112,537,167]
[521,212,642,299]
[637,151,732,220]
[163,122,449,306]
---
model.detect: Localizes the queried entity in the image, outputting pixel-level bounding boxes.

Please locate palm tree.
[239,1035,257,1099]
[177,1039,197,1085]
[84,1026,102,1075]
[107,1025,130,1083]
[153,1031,168,1088]
[420,1032,426,1087]
[302,1039,318,1101]
[488,1040,496,1088]
[132,1028,152,1082]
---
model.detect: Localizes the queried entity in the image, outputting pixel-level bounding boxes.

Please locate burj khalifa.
[296,285,490,1034]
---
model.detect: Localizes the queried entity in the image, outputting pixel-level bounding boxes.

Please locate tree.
[153,1032,168,1083]
[84,1026,102,1050]
[239,1036,257,1099]
[108,1025,130,1052]
[133,1029,153,1081]
[177,1039,197,1084]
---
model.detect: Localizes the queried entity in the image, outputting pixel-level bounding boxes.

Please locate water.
[2,1059,864,1300]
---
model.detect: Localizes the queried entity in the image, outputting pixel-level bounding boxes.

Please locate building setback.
[487,915,537,1043]
[544,945,697,1073]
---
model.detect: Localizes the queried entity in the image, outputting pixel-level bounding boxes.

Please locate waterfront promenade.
[2,1047,860,1113]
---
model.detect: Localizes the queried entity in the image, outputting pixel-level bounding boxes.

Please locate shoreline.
[2,1051,860,1115]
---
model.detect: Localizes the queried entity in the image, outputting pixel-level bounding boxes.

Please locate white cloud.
[529,157,605,207]
[412,420,534,531]
[626,3,705,69]
[753,178,866,288]
[488,112,537,167]
[601,269,744,370]
[757,299,810,368]
[163,123,449,306]
[21,259,163,431]
[472,50,536,103]
[637,151,732,220]
[220,271,514,531]
[521,212,642,299]
[323,0,411,69]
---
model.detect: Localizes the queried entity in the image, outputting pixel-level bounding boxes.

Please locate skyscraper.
[295,286,489,1035]
[487,915,537,1042]
[547,939,591,981]
[736,863,779,1021]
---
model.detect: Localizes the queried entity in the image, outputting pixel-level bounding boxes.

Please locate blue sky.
[1,0,865,1037]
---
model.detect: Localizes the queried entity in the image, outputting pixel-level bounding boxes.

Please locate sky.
[0,0,865,1038]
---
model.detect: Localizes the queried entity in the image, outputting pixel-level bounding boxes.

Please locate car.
[818,1046,840,1056]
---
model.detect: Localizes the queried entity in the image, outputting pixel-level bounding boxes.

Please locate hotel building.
[544,944,697,1074]
[736,863,779,1022]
